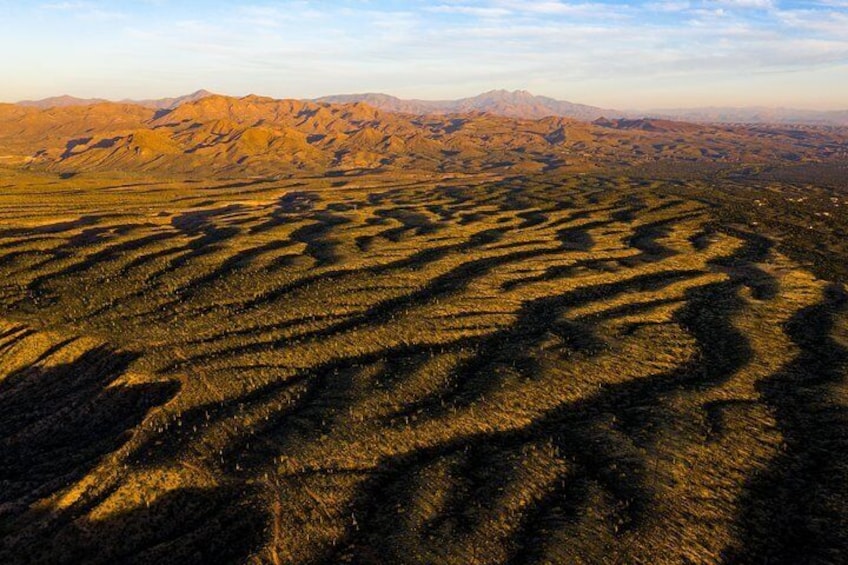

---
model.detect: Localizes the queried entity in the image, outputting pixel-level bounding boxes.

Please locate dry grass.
[0,169,846,564]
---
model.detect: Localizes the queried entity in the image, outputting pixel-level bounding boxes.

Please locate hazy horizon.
[1,0,847,110]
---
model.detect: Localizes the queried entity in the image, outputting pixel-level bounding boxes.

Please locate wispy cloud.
[647,1,693,13]
[428,4,512,18]
[40,0,125,21]
[710,0,774,9]
[3,0,846,108]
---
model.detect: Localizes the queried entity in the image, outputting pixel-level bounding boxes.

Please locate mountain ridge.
[315,89,625,121]
[17,89,217,111]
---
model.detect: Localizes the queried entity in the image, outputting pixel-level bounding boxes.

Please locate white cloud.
[428,4,513,17]
[647,1,693,13]
[4,0,846,107]
[41,0,125,20]
[710,0,774,9]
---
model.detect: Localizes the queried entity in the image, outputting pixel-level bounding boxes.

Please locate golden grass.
[0,169,846,564]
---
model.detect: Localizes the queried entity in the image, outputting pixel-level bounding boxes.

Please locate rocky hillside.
[1,94,846,176]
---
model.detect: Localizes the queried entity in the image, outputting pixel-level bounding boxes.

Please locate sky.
[1,0,847,110]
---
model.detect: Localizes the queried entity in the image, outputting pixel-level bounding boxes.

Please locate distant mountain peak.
[16,89,219,111]
[316,89,625,121]
[17,94,108,109]
[475,89,535,100]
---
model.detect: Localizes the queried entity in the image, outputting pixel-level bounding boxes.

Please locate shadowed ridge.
[727,283,848,564]
[0,165,846,563]
[0,343,180,525]
[1,485,269,565]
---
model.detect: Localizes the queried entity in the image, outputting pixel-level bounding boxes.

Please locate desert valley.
[0,86,846,564]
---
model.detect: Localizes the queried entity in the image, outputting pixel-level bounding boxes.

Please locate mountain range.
[16,89,216,111]
[316,90,622,122]
[12,89,848,126]
[319,90,848,126]
[1,93,846,177]
[652,106,848,127]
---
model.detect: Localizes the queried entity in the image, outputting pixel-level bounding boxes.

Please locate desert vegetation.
[0,147,846,562]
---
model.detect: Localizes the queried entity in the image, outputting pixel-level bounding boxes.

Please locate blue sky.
[1,0,846,109]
